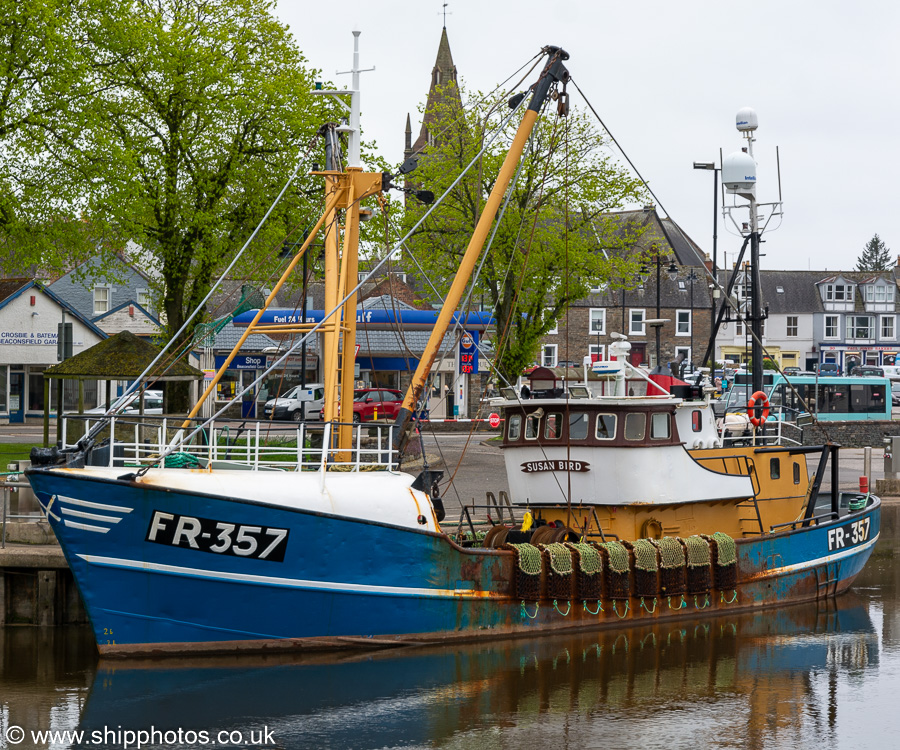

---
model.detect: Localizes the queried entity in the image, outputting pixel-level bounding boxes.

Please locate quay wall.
[0,544,88,627]
[800,420,899,448]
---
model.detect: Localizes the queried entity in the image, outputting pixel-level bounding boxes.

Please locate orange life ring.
[747,390,770,427]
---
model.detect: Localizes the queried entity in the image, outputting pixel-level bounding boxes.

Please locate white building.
[0,279,106,424]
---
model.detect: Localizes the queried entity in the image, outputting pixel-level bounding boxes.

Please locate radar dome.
[736,107,758,132]
[722,150,757,193]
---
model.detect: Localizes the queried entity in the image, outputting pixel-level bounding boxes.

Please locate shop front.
[0,281,106,424]
[819,344,898,373]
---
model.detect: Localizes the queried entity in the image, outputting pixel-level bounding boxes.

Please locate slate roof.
[212,321,281,353]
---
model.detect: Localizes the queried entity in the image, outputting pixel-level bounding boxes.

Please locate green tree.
[0,0,101,268]
[25,0,340,408]
[401,85,647,383]
[855,233,891,272]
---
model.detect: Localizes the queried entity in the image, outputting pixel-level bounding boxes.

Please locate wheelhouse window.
[770,457,781,480]
[544,413,562,440]
[507,414,522,440]
[691,410,702,432]
[525,414,540,440]
[650,412,670,440]
[624,412,646,441]
[596,413,617,440]
[569,412,589,440]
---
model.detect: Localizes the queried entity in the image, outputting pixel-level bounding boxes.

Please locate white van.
[881,365,900,380]
[262,383,325,421]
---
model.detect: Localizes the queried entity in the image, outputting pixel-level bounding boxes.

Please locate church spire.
[410,26,460,156]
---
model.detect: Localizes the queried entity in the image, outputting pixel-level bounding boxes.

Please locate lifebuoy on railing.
[747,390,770,427]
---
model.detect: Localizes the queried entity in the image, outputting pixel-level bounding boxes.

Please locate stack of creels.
[504,542,542,601]
[628,539,659,599]
[566,542,603,601]
[704,532,738,591]
[684,535,712,595]
[541,542,575,601]
[653,537,687,597]
[598,541,630,600]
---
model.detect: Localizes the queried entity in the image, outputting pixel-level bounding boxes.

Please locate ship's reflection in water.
[68,592,880,750]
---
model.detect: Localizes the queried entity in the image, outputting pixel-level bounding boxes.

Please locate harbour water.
[3,505,900,750]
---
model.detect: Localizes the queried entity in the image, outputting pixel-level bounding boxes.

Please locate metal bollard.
[864,446,872,485]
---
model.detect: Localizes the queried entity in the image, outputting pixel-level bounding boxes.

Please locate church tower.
[404,26,461,162]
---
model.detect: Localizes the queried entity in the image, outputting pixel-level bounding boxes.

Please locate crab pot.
[570,549,604,601]
[708,538,738,590]
[659,565,687,596]
[504,544,542,601]
[686,563,712,595]
[596,545,630,600]
[541,548,575,601]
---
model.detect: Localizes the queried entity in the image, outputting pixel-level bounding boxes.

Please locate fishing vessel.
[25,41,879,657]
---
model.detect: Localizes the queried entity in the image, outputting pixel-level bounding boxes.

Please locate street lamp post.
[686,269,698,370]
[639,246,678,373]
[693,161,719,368]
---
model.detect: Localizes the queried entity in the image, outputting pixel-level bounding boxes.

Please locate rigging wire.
[571,76,831,440]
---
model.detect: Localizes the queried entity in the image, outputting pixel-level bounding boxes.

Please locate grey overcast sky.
[276,0,899,272]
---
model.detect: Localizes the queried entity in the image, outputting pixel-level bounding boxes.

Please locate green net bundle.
[684,535,711,567]
[543,543,574,575]
[632,539,659,572]
[653,537,685,569]
[164,452,201,469]
[568,543,602,575]
[711,532,737,566]
[601,541,630,574]
[508,543,542,575]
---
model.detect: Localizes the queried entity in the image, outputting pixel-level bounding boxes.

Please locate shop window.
[507,414,522,441]
[624,412,646,441]
[0,365,6,412]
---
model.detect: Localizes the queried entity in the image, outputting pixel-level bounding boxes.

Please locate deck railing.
[60,415,398,472]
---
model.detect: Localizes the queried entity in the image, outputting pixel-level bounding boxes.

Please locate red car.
[352,388,404,422]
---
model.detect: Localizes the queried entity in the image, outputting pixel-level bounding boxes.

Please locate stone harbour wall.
[800,420,899,448]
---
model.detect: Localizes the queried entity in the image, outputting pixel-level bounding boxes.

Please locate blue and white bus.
[717,374,891,423]
[767,374,891,422]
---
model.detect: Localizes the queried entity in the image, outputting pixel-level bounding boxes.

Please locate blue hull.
[26,468,881,656]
